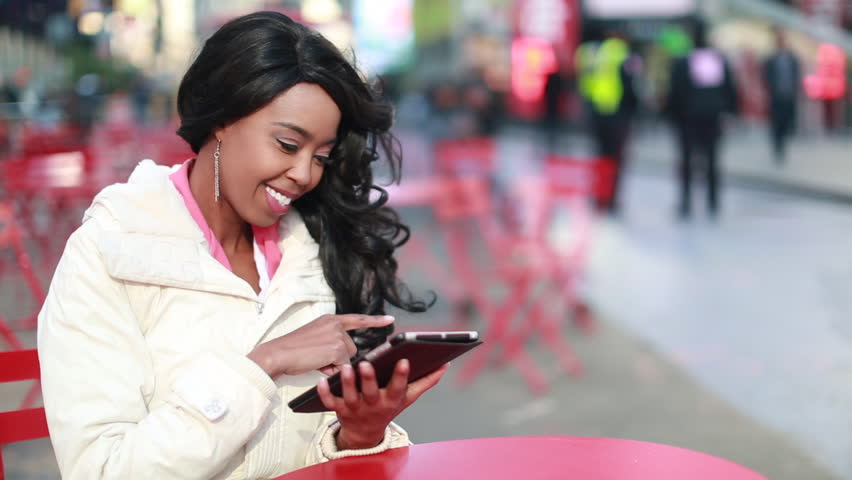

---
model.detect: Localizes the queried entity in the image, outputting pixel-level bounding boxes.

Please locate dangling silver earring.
[213,138,221,202]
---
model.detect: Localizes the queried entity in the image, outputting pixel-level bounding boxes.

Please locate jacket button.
[202,398,227,421]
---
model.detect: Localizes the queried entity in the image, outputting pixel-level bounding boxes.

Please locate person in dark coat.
[762,27,801,165]
[665,22,738,219]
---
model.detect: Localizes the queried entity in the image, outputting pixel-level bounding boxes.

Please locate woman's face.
[216,82,341,227]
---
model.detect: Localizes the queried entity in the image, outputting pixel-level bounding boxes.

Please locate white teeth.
[265,186,291,207]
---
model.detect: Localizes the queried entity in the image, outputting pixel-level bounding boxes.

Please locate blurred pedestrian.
[130,72,153,125]
[1,66,41,151]
[2,66,42,120]
[575,31,640,215]
[665,21,738,219]
[460,77,498,137]
[425,81,463,141]
[73,72,102,139]
[763,27,801,165]
[542,70,565,151]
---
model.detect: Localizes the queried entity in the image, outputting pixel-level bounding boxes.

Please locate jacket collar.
[86,160,334,302]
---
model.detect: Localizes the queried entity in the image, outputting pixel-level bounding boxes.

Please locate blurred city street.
[3,1,852,479]
[10,124,852,479]
[393,125,852,480]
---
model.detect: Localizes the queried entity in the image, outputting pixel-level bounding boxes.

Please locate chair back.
[0,349,49,477]
[433,176,493,222]
[543,155,616,201]
[434,137,495,177]
[0,202,45,349]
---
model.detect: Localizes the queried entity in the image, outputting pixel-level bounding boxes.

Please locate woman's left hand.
[316,359,450,450]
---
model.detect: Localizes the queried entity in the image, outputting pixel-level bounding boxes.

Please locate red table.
[276,436,767,480]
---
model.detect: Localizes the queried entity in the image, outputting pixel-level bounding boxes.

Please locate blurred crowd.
[387,17,849,220]
[1,7,851,223]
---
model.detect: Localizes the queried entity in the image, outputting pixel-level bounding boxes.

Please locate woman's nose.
[286,155,313,187]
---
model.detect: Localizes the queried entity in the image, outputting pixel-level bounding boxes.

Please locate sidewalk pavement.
[2,125,849,479]
[629,122,852,202]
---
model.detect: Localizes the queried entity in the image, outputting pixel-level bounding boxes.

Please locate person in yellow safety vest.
[575,32,639,214]
[576,36,630,114]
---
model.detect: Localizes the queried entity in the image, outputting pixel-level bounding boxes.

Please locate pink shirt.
[169,159,282,280]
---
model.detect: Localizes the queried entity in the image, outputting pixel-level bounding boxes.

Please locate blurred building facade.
[1,0,852,133]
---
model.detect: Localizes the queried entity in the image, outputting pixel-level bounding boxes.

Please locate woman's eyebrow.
[272,121,336,145]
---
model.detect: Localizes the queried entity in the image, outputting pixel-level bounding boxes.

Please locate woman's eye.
[277,140,298,153]
[313,155,333,166]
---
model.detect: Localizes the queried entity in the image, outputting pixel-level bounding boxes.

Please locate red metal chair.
[390,139,613,393]
[494,156,617,373]
[391,137,573,392]
[18,123,85,156]
[434,136,495,175]
[428,176,558,393]
[0,202,46,343]
[0,349,49,478]
[1,147,109,273]
[388,137,498,332]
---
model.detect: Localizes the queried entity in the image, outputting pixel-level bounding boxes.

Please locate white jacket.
[37,160,409,479]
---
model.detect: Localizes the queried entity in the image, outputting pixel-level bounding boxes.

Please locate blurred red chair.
[429,176,558,393]
[0,202,45,344]
[1,147,109,272]
[537,154,615,322]
[0,348,49,475]
[443,153,617,392]
[495,155,616,372]
[434,136,495,175]
[386,177,471,332]
[390,139,612,393]
[18,123,85,156]
[388,137,498,332]
[392,137,576,392]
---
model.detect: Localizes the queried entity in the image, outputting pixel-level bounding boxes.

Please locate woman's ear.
[212,126,225,143]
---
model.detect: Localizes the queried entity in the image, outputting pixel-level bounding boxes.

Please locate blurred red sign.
[509,0,579,118]
[804,43,846,100]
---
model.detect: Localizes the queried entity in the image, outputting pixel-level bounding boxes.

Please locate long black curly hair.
[175,11,431,352]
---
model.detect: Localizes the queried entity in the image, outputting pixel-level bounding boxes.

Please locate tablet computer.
[288,331,483,413]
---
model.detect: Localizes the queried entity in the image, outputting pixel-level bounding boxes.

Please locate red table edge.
[274,436,768,480]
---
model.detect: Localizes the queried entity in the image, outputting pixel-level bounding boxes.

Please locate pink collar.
[169,159,282,279]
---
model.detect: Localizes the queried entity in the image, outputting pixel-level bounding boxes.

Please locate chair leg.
[14,223,46,306]
[0,314,25,350]
[456,275,539,388]
[554,259,596,334]
[571,301,596,333]
[499,292,584,378]
[507,347,550,395]
[494,298,539,367]
[537,304,584,376]
[397,235,473,332]
[19,382,41,410]
[16,313,38,332]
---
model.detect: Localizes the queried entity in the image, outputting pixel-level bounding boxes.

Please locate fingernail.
[382,315,395,322]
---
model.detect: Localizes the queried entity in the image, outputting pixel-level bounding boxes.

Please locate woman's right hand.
[247,314,395,379]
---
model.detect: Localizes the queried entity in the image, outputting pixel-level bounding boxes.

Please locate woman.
[37,11,446,479]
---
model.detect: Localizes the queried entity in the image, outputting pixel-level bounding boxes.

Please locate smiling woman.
[200,84,339,228]
[36,11,442,480]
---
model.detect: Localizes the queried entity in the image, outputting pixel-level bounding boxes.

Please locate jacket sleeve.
[37,220,278,479]
[305,414,411,465]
